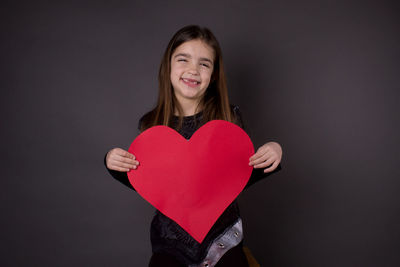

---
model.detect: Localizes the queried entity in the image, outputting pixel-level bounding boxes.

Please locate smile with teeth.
[181,78,200,86]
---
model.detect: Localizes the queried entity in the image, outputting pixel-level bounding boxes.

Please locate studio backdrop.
[1,0,399,266]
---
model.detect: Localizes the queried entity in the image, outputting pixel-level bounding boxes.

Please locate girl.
[105,25,282,267]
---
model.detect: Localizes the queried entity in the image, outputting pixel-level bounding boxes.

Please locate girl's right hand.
[106,148,139,172]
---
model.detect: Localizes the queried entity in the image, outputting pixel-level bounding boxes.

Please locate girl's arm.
[232,105,282,190]
[245,162,282,189]
[105,108,282,191]
[104,153,135,191]
[104,118,144,191]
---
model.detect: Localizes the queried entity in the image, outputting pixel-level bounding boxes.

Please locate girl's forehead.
[173,39,215,59]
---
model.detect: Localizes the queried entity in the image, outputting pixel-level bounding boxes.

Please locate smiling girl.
[105,25,282,266]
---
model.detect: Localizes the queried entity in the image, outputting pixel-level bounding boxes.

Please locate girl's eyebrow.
[174,53,213,64]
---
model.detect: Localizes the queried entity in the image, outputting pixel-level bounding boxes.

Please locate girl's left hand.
[249,142,282,173]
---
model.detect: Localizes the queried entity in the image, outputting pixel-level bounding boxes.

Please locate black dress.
[105,105,281,266]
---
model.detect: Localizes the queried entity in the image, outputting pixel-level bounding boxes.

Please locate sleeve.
[104,154,135,191]
[232,105,282,190]
[103,117,144,192]
[244,164,282,189]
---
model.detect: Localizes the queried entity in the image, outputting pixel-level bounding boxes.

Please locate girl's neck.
[174,99,202,117]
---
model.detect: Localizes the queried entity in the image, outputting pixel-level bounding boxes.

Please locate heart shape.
[127,120,254,243]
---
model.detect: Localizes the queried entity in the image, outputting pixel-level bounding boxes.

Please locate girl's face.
[170,39,215,108]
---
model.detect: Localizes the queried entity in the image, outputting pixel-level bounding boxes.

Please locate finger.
[115,148,135,159]
[249,147,263,161]
[115,157,140,167]
[120,161,137,169]
[250,152,272,166]
[249,151,263,164]
[254,157,274,169]
[249,153,259,162]
[110,159,136,170]
[249,145,271,161]
[273,156,281,165]
[115,154,136,165]
[249,147,265,159]
[263,161,279,173]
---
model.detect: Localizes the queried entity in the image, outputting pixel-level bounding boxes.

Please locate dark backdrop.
[1,0,399,266]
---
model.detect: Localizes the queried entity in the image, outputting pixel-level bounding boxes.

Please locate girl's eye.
[177,59,187,62]
[201,63,210,68]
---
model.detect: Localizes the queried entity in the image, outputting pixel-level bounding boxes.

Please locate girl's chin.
[180,89,203,98]
[182,95,201,101]
[174,87,206,101]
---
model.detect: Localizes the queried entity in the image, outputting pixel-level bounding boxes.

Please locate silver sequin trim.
[189,218,243,267]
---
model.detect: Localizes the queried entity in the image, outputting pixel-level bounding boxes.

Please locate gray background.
[1,0,399,266]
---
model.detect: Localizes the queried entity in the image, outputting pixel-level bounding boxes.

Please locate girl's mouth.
[181,78,200,87]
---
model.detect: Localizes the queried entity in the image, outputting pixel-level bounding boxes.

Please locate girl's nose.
[187,63,199,75]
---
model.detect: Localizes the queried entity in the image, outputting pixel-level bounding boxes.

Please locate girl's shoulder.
[230,104,245,130]
[137,110,155,132]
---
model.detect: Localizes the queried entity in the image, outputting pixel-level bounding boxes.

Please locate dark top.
[104,105,281,265]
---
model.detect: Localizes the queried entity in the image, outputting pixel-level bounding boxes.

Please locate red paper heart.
[127,120,254,243]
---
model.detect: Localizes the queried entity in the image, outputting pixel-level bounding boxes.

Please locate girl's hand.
[106,148,139,172]
[249,142,282,173]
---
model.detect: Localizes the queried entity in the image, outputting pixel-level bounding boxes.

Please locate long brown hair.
[139,25,238,132]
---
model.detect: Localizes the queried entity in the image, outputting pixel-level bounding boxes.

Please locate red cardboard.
[127,120,254,243]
